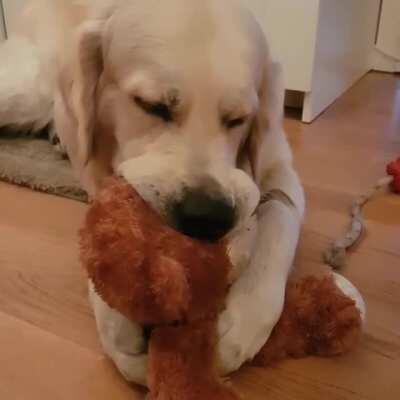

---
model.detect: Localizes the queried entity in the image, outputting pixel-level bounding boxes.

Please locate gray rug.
[0,135,88,202]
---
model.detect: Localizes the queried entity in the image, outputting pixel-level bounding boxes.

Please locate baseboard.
[372,48,400,73]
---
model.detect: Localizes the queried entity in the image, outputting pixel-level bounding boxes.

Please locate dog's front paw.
[217,324,247,374]
[217,295,283,375]
[112,352,148,386]
[89,281,149,385]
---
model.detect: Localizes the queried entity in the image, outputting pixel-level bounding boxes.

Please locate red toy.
[80,177,363,400]
[387,157,400,194]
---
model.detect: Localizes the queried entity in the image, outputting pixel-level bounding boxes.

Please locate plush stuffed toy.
[80,177,365,400]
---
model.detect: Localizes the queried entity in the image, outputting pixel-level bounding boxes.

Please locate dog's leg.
[217,163,305,374]
[0,37,53,132]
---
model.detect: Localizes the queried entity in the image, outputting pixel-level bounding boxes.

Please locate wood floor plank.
[0,311,143,400]
[0,184,99,352]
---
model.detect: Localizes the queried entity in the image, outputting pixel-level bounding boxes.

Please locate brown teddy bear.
[80,177,364,400]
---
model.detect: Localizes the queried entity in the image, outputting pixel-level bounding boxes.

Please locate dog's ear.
[73,20,104,167]
[247,60,291,187]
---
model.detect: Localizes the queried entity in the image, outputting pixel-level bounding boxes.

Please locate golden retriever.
[0,0,310,386]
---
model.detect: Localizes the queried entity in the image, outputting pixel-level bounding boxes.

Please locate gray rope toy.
[324,163,399,270]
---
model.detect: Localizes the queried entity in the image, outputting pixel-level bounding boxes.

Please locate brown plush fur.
[149,321,237,400]
[80,177,362,400]
[254,276,362,366]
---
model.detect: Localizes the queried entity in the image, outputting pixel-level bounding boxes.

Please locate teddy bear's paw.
[253,274,365,366]
[304,275,364,357]
[332,272,366,325]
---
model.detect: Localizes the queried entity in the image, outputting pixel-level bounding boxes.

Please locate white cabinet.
[377,0,400,60]
[373,0,400,72]
[245,0,381,122]
[245,0,321,93]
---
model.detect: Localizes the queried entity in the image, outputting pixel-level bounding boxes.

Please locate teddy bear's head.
[80,177,232,326]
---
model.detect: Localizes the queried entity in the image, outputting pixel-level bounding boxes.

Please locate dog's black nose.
[171,190,235,241]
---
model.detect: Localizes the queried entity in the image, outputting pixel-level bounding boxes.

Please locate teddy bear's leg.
[148,321,239,400]
[253,273,365,367]
[88,281,148,386]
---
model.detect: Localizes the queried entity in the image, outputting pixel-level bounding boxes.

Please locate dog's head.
[70,0,287,241]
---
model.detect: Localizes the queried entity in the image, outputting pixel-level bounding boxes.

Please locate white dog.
[0,0,364,387]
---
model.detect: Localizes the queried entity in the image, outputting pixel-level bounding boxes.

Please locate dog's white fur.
[0,0,365,387]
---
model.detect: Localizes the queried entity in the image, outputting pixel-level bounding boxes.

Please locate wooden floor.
[1,72,399,400]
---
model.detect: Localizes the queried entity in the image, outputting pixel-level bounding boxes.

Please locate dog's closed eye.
[223,116,246,130]
[134,96,172,122]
